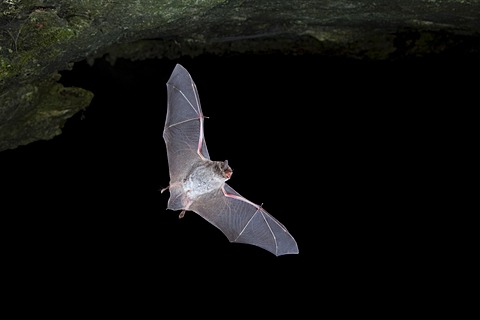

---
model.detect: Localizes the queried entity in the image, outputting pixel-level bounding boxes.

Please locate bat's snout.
[222,160,233,180]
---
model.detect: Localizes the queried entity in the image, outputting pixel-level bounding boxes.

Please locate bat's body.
[162,64,298,256]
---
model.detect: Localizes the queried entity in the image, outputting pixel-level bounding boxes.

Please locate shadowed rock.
[1,0,479,151]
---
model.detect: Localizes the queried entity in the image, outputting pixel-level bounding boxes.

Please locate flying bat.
[161,64,298,256]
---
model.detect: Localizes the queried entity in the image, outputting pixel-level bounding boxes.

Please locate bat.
[161,64,299,256]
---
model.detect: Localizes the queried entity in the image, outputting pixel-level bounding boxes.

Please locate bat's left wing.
[190,184,299,256]
[164,64,210,182]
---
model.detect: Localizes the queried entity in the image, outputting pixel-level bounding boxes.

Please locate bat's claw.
[160,186,169,193]
[179,210,186,219]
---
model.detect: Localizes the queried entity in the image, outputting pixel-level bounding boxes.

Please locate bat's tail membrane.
[166,184,188,212]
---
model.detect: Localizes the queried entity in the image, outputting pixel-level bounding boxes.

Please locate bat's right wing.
[190,184,299,256]
[164,64,210,181]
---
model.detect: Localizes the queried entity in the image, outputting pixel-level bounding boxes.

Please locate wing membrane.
[163,64,298,256]
[190,183,299,256]
[164,64,210,181]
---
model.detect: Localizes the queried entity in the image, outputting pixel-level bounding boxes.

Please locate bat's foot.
[179,210,186,219]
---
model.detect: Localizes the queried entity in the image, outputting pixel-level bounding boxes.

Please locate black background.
[0,52,476,304]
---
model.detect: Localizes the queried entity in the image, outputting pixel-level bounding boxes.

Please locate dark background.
[0,53,476,300]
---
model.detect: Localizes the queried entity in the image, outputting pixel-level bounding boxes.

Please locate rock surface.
[1,0,479,151]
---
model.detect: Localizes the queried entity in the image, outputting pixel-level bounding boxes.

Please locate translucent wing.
[190,184,299,256]
[163,64,210,182]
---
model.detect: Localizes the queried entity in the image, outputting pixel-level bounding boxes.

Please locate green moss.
[0,56,12,79]
[1,0,24,17]
[0,9,77,87]
[0,79,94,151]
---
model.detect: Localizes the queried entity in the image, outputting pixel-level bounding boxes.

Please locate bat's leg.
[160,181,182,193]
[161,180,193,219]
[178,200,193,219]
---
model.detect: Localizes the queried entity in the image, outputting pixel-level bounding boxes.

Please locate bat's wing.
[190,184,299,256]
[163,64,210,181]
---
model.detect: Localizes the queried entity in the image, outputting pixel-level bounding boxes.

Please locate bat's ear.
[222,160,229,170]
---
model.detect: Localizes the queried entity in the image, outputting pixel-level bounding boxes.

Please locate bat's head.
[220,160,232,181]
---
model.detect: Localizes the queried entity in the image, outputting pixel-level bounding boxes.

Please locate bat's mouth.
[222,160,233,180]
